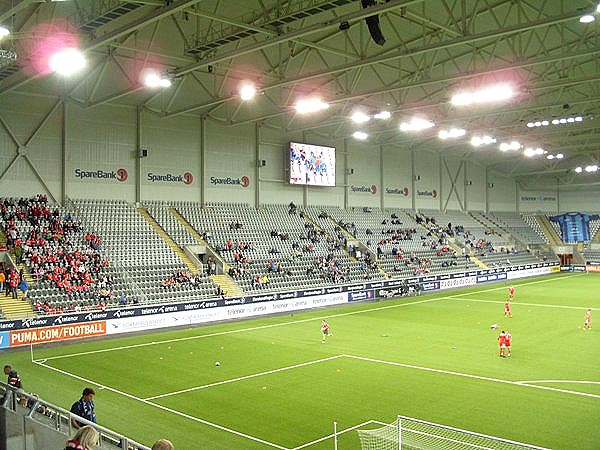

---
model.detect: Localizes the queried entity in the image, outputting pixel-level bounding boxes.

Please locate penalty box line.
[31,359,291,450]
[144,354,344,400]
[446,296,597,311]
[34,273,579,364]
[342,354,600,400]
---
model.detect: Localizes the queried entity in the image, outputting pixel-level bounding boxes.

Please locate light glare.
[374,111,391,120]
[295,97,329,114]
[451,83,513,106]
[49,48,86,76]
[579,14,595,23]
[240,84,256,101]
[352,131,368,140]
[575,166,583,173]
[0,26,9,39]
[400,117,435,132]
[351,111,371,124]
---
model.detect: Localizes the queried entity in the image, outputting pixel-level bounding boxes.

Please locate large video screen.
[289,142,336,186]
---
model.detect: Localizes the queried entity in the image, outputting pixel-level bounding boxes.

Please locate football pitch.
[8,273,600,449]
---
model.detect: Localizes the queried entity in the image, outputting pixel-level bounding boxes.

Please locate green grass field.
[5,273,600,449]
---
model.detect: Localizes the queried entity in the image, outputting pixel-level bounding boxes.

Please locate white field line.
[290,419,378,450]
[144,355,344,400]
[447,296,598,311]
[32,360,290,450]
[36,273,578,363]
[516,380,600,385]
[342,354,600,400]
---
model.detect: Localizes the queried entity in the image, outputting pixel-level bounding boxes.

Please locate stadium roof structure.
[0,0,599,191]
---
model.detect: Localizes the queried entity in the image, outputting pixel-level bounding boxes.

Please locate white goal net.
[357,416,549,450]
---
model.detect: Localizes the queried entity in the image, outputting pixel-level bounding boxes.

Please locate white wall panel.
[205,120,255,205]
[382,146,412,209]
[488,172,516,212]
[466,160,485,211]
[347,141,380,208]
[414,150,440,210]
[440,156,463,211]
[141,113,201,202]
[67,103,135,201]
[558,189,600,212]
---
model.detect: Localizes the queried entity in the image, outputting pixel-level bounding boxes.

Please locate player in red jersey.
[504,331,512,357]
[584,309,591,330]
[498,331,506,357]
[504,299,512,318]
[321,320,333,342]
[508,286,515,299]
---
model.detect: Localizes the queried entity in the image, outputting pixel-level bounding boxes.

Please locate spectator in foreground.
[65,425,99,450]
[70,388,96,429]
[152,439,175,450]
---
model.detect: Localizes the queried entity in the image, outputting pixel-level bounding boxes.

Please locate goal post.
[357,415,550,450]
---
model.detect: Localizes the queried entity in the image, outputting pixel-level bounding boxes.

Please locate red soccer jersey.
[498,333,506,346]
[585,312,591,323]
[321,321,329,332]
[505,301,511,311]
[504,333,512,346]
[508,287,515,296]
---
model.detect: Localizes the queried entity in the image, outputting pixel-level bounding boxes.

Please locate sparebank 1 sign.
[147,171,194,185]
[210,175,250,188]
[73,168,128,183]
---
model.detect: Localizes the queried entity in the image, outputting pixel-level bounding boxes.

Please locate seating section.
[72,199,218,305]
[0,196,561,316]
[176,202,383,293]
[307,206,479,276]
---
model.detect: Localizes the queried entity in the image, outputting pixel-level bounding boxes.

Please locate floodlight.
[556,153,564,159]
[579,14,595,23]
[159,78,172,88]
[295,97,329,114]
[526,122,534,128]
[534,121,541,127]
[597,2,600,13]
[523,148,536,157]
[374,111,391,120]
[541,120,549,126]
[499,143,510,151]
[509,141,521,151]
[535,148,545,155]
[575,166,583,173]
[400,117,435,132]
[547,154,555,160]
[0,26,9,39]
[49,48,86,76]
[144,72,161,88]
[451,83,513,106]
[559,118,567,124]
[552,119,560,125]
[351,111,370,124]
[585,165,598,172]
[439,128,465,140]
[353,131,368,140]
[239,83,256,101]
[575,116,583,122]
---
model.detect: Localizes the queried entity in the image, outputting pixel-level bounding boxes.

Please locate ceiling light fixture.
[295,97,329,114]
[400,117,435,132]
[579,14,595,23]
[451,83,514,106]
[374,111,391,120]
[0,26,9,39]
[575,166,583,173]
[351,111,370,124]
[352,131,368,140]
[48,48,86,76]
[470,135,496,147]
[438,128,466,140]
[239,83,256,101]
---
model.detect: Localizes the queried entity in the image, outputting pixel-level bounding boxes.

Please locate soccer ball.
[490,324,498,330]
[215,361,221,366]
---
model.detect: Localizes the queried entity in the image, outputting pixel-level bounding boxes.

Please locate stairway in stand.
[0,230,35,319]
[169,207,244,297]
[137,208,199,274]
[210,274,244,298]
[535,215,562,245]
